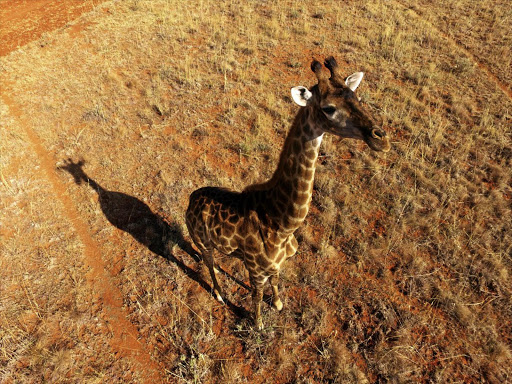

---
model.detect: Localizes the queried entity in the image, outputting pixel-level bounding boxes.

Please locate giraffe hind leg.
[198,244,225,303]
[188,231,225,302]
[185,205,224,302]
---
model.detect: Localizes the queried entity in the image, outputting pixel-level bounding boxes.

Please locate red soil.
[0,0,102,56]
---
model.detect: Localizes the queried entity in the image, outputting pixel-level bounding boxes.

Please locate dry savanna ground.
[1,0,511,382]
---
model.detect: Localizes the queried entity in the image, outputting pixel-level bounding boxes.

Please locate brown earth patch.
[0,0,103,56]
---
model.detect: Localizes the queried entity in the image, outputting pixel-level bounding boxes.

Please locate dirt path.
[0,0,102,56]
[1,87,164,382]
[1,1,164,381]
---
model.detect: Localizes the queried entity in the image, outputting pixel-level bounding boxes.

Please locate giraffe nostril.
[371,129,385,140]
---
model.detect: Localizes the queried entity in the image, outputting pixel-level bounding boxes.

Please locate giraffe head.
[291,57,391,152]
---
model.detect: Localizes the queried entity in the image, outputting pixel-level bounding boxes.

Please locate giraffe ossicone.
[186,57,390,330]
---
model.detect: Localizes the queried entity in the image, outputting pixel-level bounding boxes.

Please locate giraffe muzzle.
[370,129,391,152]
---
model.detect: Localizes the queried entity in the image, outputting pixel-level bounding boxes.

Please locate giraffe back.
[186,187,259,256]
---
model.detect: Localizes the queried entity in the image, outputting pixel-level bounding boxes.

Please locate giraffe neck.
[247,107,324,233]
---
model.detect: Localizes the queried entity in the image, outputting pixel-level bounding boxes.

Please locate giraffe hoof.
[255,319,264,331]
[215,291,224,303]
[272,299,283,311]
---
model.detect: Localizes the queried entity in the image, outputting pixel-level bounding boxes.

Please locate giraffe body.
[186,57,390,329]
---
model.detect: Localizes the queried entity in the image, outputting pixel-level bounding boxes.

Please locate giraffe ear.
[291,86,313,107]
[345,72,364,91]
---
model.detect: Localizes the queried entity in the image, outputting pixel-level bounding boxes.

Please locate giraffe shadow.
[58,158,251,320]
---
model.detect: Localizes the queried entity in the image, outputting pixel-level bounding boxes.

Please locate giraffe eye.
[321,106,336,115]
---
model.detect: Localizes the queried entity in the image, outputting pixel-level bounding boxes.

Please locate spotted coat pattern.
[185,57,390,329]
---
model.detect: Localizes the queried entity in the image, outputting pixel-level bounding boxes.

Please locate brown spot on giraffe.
[185,57,391,330]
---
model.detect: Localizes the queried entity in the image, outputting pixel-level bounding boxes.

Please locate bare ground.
[1,0,511,383]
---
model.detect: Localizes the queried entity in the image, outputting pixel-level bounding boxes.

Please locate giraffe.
[186,57,390,329]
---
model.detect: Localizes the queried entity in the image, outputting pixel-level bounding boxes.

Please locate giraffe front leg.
[251,278,265,330]
[269,274,283,311]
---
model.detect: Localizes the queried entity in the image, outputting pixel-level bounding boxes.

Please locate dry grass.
[404,0,512,90]
[1,0,511,382]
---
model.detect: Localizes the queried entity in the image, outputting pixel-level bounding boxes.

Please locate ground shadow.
[58,158,250,320]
